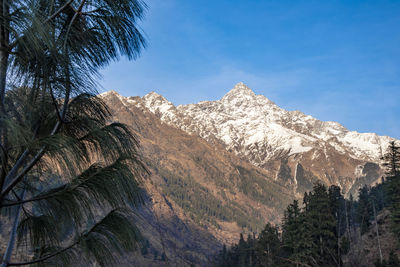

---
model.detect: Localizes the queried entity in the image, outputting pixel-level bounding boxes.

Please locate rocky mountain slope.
[100,91,294,265]
[116,82,395,196]
[98,83,397,265]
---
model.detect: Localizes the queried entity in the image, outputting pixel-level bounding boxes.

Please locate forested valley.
[216,142,400,267]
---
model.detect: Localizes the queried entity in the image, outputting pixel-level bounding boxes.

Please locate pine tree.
[328,185,345,266]
[246,234,256,267]
[0,0,148,266]
[220,244,228,266]
[381,141,400,177]
[357,185,372,234]
[238,233,248,267]
[387,180,400,242]
[282,200,311,266]
[381,141,400,242]
[304,183,337,266]
[256,223,280,266]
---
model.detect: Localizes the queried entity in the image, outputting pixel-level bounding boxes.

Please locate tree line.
[217,141,400,267]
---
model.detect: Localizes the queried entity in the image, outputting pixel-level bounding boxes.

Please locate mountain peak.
[232,82,255,95]
[235,81,249,88]
[99,90,120,97]
[222,82,256,102]
[142,91,176,115]
[144,91,165,100]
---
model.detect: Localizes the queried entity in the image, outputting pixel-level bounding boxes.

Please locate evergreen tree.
[381,141,400,177]
[219,244,228,267]
[328,185,345,266]
[281,200,311,266]
[238,233,248,267]
[304,183,337,266]
[0,0,148,266]
[218,181,398,267]
[256,223,280,266]
[247,233,256,267]
[381,141,400,242]
[384,176,400,242]
[357,185,372,234]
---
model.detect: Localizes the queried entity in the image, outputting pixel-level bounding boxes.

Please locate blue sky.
[100,0,400,139]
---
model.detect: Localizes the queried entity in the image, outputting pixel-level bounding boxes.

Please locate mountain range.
[99,83,396,265]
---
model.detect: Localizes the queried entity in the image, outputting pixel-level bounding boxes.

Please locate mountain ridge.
[97,85,397,265]
[102,83,395,195]
[98,91,299,265]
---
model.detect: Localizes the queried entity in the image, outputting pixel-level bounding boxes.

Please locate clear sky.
[100,0,400,139]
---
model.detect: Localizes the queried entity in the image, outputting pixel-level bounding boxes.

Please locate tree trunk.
[0,0,9,108]
[1,189,26,267]
[0,0,10,209]
[372,201,383,264]
[0,50,8,110]
[345,200,351,242]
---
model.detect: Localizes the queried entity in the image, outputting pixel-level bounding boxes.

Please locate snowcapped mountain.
[100,83,396,194]
[97,84,398,264]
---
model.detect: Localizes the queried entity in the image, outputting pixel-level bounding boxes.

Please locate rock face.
[99,83,397,265]
[106,82,395,196]
[100,91,294,266]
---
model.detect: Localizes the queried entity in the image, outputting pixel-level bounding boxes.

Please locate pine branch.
[9,209,139,266]
[0,140,7,194]
[3,157,144,215]
[8,0,76,50]
[8,239,78,266]
[62,0,87,52]
[49,86,64,124]
[0,147,45,200]
[1,116,64,202]
[1,184,66,207]
[1,189,26,267]
[1,149,31,196]
[45,0,75,23]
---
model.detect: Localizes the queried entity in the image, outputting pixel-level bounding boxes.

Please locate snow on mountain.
[100,83,396,194]
[124,82,393,165]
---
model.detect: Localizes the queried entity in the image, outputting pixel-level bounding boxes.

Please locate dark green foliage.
[218,142,400,267]
[0,0,148,266]
[302,184,338,266]
[256,223,280,266]
[357,185,373,234]
[2,93,148,266]
[236,166,291,211]
[381,141,400,177]
[218,184,343,267]
[385,175,400,242]
[217,233,258,267]
[158,167,264,231]
[282,200,310,265]
[380,141,400,242]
